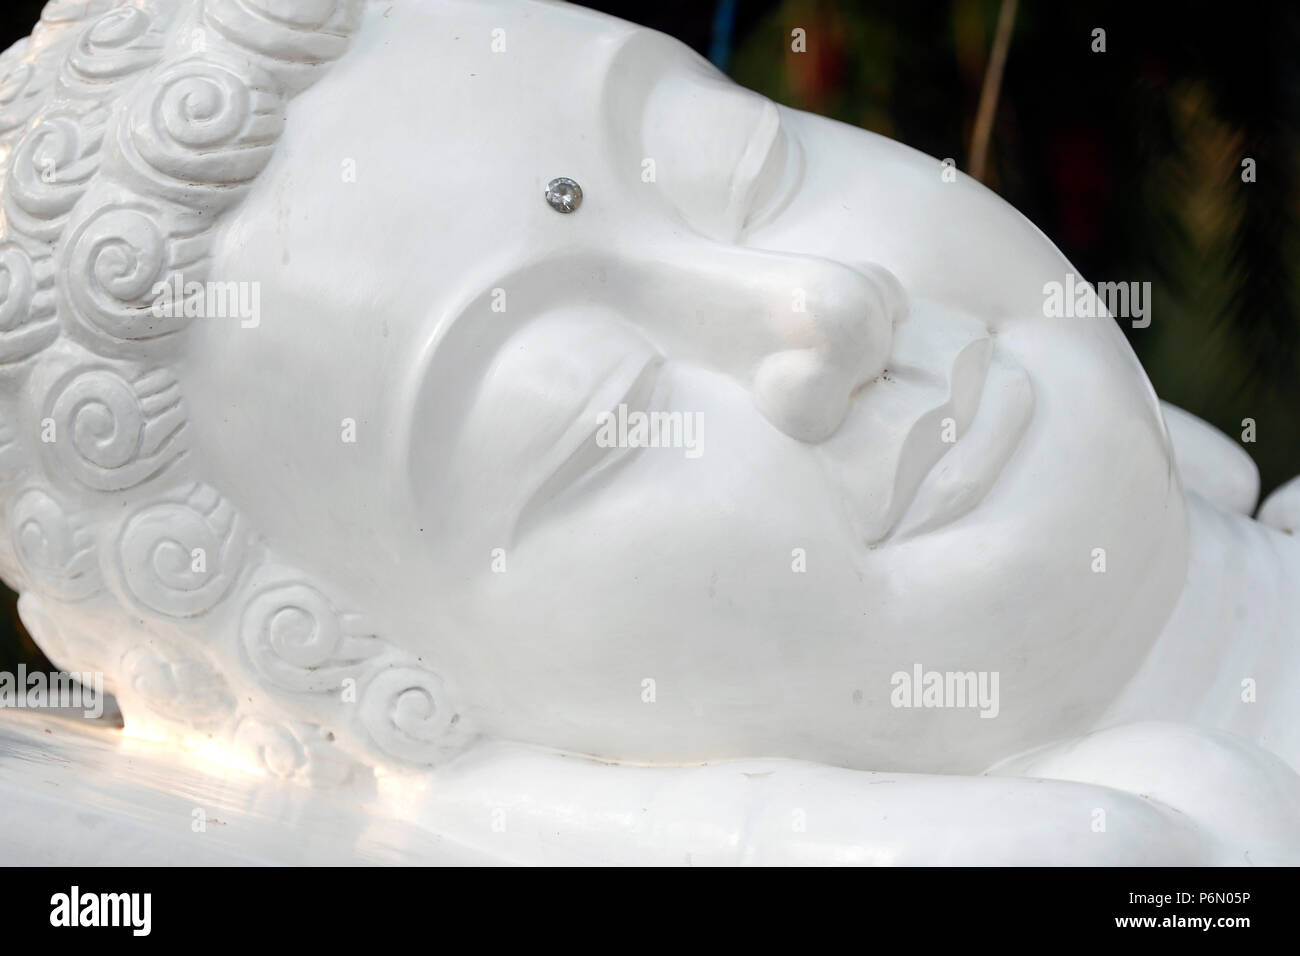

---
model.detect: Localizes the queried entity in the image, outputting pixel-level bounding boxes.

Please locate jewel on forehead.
[545,177,582,213]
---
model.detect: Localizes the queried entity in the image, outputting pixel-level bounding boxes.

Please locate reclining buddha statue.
[0,0,1296,864]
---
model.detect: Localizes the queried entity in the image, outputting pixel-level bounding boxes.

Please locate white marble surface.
[5,700,1299,865]
[0,711,490,865]
[1259,475,1300,533]
[1160,402,1259,516]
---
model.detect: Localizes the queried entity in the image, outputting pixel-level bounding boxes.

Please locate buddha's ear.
[1160,401,1259,516]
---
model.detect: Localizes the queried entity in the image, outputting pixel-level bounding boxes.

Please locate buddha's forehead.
[214,0,711,343]
[337,0,649,151]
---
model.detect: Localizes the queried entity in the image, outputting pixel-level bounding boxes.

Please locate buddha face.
[168,0,1186,773]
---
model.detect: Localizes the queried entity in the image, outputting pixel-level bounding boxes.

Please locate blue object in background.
[709,0,738,71]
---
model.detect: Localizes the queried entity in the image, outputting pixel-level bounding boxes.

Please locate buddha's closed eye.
[516,347,664,535]
[611,33,800,241]
[404,300,667,540]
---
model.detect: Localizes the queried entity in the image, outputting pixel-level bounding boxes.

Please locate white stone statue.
[0,0,1296,865]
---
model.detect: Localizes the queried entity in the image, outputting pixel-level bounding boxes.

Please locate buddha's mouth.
[818,306,1035,544]
[884,351,1034,540]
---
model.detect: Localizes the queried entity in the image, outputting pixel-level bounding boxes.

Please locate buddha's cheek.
[449,389,877,756]
[849,321,1188,767]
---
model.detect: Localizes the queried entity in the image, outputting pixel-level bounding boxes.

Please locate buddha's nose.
[751,258,904,441]
[631,244,905,442]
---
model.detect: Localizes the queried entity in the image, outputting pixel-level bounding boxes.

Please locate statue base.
[0,711,492,865]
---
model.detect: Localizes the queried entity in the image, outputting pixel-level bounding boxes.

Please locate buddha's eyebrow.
[599,27,710,124]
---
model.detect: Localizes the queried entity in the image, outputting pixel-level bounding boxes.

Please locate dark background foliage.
[1,0,1296,674]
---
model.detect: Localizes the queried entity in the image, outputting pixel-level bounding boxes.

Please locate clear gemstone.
[545,177,582,213]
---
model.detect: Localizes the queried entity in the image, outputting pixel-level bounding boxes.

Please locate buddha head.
[0,0,1187,783]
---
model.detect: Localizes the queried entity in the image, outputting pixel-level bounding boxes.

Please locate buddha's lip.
[876,349,1035,542]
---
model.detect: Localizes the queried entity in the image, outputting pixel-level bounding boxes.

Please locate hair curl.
[0,0,471,784]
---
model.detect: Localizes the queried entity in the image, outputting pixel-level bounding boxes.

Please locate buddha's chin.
[836,395,1188,767]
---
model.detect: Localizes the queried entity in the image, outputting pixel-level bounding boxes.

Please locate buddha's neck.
[1102,492,1300,771]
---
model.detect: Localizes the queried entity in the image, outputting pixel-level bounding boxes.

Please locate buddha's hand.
[418,725,1299,865]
